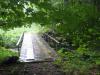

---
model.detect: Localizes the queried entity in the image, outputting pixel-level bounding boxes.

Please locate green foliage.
[0,47,18,63]
[0,0,100,74]
[0,29,5,46]
[0,0,45,29]
[55,3,98,33]
[0,24,43,48]
[54,46,100,75]
[0,0,25,29]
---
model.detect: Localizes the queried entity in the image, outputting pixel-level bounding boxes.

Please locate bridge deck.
[19,32,57,62]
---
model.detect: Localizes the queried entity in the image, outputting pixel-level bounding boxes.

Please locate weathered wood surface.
[19,32,57,62]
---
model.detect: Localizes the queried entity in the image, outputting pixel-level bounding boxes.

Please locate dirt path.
[0,62,63,75]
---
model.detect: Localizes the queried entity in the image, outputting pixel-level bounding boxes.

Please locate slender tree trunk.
[92,0,100,11]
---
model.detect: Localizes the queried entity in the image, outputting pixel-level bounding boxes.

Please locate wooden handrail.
[16,32,24,46]
[44,33,60,44]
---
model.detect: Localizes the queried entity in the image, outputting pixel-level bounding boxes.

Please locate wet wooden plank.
[19,32,57,62]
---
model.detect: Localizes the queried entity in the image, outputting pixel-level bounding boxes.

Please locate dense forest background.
[0,0,100,75]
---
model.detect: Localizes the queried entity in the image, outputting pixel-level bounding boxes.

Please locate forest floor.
[0,62,63,75]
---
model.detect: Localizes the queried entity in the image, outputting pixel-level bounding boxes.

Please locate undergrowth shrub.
[54,46,100,75]
[0,47,18,63]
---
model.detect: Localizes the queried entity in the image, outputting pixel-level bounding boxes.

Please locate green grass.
[0,47,18,63]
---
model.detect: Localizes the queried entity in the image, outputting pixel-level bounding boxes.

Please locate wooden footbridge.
[16,32,57,62]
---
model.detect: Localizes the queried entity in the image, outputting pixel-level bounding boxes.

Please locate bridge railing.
[42,33,61,50]
[16,32,24,56]
[42,33,75,51]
